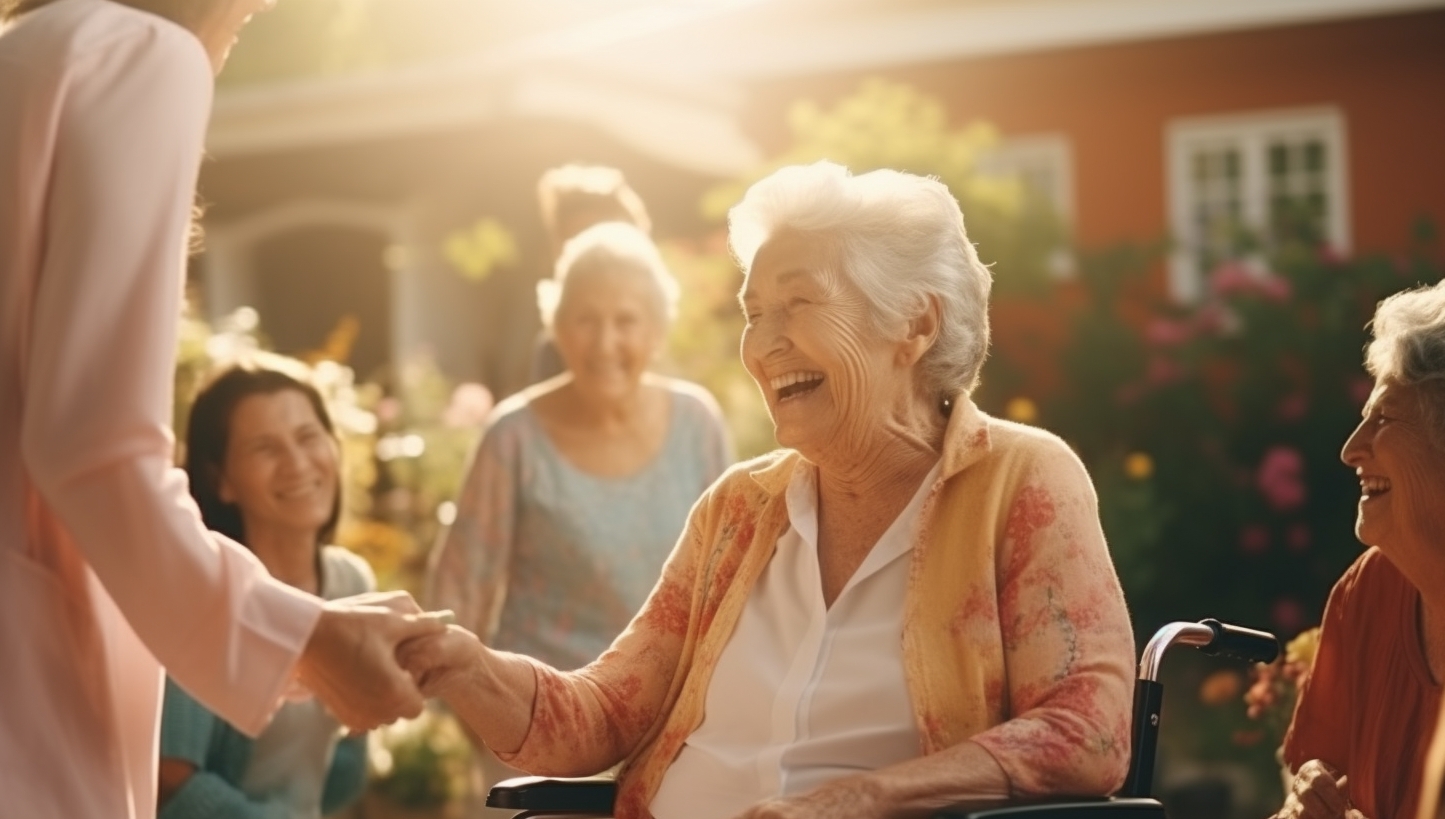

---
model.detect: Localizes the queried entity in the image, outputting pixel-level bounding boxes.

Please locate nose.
[744,312,792,361]
[277,440,311,474]
[1340,419,1371,469]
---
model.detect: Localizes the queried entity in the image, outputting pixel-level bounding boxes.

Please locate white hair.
[1366,278,1445,446]
[728,160,993,398]
[537,222,680,331]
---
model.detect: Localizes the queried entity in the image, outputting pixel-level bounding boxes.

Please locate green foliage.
[702,78,1069,297]
[659,236,775,460]
[367,709,472,809]
[444,217,520,282]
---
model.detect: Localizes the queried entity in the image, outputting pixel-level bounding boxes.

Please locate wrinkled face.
[739,230,907,459]
[553,268,665,404]
[1340,379,1445,556]
[218,389,338,542]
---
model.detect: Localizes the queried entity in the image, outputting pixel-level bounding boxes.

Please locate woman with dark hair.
[159,361,374,819]
[0,1,441,814]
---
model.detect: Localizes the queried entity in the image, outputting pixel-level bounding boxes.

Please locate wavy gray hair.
[728,161,992,399]
[537,221,680,331]
[1365,278,1445,448]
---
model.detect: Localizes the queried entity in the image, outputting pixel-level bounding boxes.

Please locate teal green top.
[158,547,373,819]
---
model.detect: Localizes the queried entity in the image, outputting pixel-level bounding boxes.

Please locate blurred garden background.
[176,1,1445,816]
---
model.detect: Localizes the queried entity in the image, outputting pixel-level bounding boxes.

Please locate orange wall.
[744,9,1445,259]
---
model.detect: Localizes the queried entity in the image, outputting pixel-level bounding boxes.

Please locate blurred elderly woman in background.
[429,221,733,671]
[1279,278,1445,819]
[408,161,1135,819]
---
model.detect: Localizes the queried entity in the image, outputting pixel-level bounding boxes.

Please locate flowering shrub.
[1240,627,1322,747]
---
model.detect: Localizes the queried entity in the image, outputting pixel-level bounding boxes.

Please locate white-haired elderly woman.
[1277,279,1445,819]
[429,221,733,671]
[408,162,1136,819]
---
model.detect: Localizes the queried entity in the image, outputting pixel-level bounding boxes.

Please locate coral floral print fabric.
[500,398,1135,818]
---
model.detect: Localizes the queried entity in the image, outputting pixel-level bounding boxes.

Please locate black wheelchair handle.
[1196,618,1280,665]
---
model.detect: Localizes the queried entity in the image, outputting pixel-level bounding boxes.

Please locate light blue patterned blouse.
[430,379,733,670]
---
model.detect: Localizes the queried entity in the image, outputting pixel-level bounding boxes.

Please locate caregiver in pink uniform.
[0,0,447,816]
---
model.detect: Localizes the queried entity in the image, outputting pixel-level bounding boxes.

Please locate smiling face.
[739,230,930,464]
[1340,379,1445,564]
[217,389,339,544]
[553,267,666,405]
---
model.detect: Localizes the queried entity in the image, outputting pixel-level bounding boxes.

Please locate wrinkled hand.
[1278,760,1365,819]
[296,592,449,733]
[732,774,883,819]
[396,624,486,700]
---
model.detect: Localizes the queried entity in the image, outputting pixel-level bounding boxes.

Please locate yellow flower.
[1285,626,1321,668]
[1005,397,1038,424]
[1124,451,1154,480]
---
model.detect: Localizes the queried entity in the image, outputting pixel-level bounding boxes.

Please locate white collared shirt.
[650,459,941,819]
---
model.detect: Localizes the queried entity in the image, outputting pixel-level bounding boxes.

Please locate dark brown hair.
[183,362,341,548]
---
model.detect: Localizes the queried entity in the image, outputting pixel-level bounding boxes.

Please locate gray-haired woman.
[1279,279,1445,819]
[407,161,1135,819]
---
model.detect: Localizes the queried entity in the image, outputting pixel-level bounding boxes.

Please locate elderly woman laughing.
[403,161,1136,819]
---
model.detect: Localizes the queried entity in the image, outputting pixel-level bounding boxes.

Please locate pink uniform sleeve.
[18,21,321,737]
[969,441,1136,796]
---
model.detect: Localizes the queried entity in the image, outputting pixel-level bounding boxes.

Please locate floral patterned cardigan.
[498,397,1136,817]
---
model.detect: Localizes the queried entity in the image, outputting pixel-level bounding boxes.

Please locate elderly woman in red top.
[1278,278,1445,819]
[404,161,1135,819]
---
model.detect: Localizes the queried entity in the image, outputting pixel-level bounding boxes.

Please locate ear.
[898,294,942,367]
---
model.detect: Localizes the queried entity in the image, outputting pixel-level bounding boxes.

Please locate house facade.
[198,0,1445,394]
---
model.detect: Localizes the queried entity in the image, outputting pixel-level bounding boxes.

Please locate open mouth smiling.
[770,371,825,403]
[1360,474,1391,499]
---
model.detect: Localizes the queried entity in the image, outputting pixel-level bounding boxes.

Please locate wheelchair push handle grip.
[1197,618,1280,664]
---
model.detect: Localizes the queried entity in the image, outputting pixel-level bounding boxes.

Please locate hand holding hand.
[1278,760,1365,819]
[296,591,449,733]
[396,624,486,700]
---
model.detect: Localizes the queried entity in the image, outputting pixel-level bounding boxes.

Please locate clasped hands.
[294,590,464,733]
[1277,759,1367,819]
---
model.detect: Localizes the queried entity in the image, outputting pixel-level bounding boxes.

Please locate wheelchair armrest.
[934,796,1165,818]
[487,775,617,814]
[485,778,1164,819]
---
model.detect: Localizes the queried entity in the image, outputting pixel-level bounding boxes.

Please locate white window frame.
[980,132,1076,277]
[980,132,1076,226]
[1166,107,1350,301]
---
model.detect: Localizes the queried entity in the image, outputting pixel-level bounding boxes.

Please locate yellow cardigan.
[501,398,1136,817]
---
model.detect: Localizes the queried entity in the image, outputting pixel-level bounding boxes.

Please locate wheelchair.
[488,618,1279,819]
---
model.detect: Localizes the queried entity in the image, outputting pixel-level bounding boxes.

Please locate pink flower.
[1257,275,1292,303]
[1286,523,1312,553]
[1146,355,1184,386]
[1256,446,1306,512]
[1271,598,1306,635]
[1209,261,1257,298]
[1206,259,1290,303]
[1276,392,1309,422]
[1145,318,1195,347]
[375,396,402,425]
[1317,244,1347,266]
[1239,525,1270,555]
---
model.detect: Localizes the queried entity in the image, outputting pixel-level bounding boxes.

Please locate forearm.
[443,645,539,755]
[862,741,1011,817]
